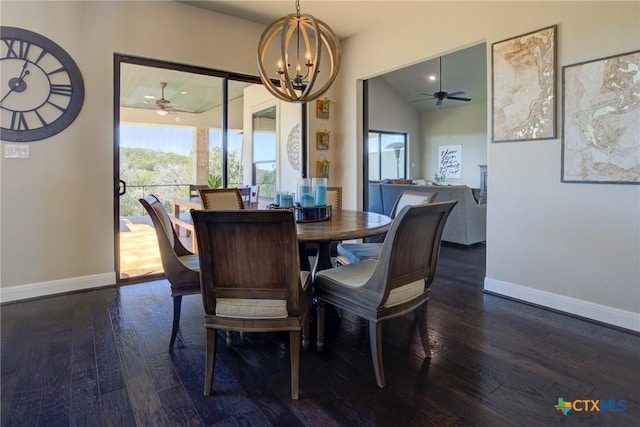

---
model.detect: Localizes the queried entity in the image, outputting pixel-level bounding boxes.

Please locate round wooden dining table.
[296,209,392,277]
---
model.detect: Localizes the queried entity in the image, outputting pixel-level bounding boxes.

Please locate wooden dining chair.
[191,209,313,399]
[198,188,244,210]
[314,201,457,388]
[326,186,342,210]
[247,185,260,209]
[139,195,200,349]
[335,190,438,265]
[189,184,210,198]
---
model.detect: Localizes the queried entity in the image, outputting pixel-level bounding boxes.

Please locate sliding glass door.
[114,55,282,282]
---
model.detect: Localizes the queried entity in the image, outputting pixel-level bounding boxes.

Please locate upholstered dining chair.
[198,188,245,210]
[314,201,457,388]
[191,209,313,399]
[336,190,438,265]
[139,195,200,350]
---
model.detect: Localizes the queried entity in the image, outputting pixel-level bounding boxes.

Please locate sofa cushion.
[368,183,486,245]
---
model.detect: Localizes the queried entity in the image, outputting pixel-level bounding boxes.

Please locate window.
[252,106,277,201]
[368,131,407,180]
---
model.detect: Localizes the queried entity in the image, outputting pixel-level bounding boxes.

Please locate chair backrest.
[366,201,457,307]
[390,190,438,218]
[237,187,251,203]
[249,185,260,203]
[191,210,305,316]
[198,188,245,210]
[139,194,195,277]
[326,186,342,210]
[189,184,210,198]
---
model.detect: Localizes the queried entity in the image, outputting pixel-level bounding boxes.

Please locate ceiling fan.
[412,57,472,107]
[155,82,193,115]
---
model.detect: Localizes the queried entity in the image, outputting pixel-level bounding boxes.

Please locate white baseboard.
[0,273,117,303]
[484,277,640,333]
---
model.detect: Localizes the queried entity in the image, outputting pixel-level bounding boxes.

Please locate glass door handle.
[118,179,126,196]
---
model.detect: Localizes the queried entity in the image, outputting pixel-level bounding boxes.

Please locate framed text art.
[561,50,640,184]
[438,145,462,179]
[492,25,557,142]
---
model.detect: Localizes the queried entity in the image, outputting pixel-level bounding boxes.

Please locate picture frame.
[316,99,330,119]
[316,131,330,150]
[561,49,640,184]
[491,25,557,142]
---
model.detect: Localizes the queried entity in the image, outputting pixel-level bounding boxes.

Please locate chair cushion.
[179,254,200,271]
[337,242,383,264]
[215,298,288,319]
[383,279,425,307]
[315,261,425,308]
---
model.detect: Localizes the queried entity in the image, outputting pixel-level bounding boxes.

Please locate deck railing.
[120,184,189,217]
[120,183,274,217]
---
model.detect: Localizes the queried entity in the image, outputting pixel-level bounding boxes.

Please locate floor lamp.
[385,142,404,178]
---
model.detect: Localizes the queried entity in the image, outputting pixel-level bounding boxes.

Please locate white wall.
[422,103,488,188]
[334,1,639,331]
[368,76,422,179]
[0,1,266,297]
[1,1,638,332]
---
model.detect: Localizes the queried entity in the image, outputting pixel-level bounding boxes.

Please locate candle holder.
[294,205,332,222]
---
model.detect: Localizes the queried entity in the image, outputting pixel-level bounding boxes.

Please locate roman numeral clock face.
[0,27,84,142]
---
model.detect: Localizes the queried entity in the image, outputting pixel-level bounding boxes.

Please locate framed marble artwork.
[561,50,640,184]
[492,25,557,142]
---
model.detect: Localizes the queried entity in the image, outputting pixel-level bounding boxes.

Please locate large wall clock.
[0,26,84,142]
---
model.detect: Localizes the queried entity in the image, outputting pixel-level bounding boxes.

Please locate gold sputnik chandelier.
[257,0,341,103]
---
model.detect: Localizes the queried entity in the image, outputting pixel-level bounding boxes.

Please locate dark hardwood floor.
[2,243,638,426]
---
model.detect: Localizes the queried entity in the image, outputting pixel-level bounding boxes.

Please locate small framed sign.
[316,131,330,150]
[316,99,330,119]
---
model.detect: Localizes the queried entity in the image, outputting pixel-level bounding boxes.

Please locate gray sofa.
[368,183,486,245]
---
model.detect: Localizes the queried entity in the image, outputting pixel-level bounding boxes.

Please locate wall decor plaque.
[492,25,557,142]
[561,50,640,184]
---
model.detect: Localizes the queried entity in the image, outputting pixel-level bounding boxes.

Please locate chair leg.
[169,295,182,350]
[302,312,310,350]
[417,304,432,358]
[289,330,301,400]
[204,327,217,395]
[369,320,385,388]
[316,301,326,351]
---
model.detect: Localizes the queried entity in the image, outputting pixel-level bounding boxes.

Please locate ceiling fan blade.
[172,106,196,113]
[446,96,472,102]
[446,91,466,97]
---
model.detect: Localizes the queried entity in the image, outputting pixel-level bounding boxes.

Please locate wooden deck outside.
[119,217,193,280]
